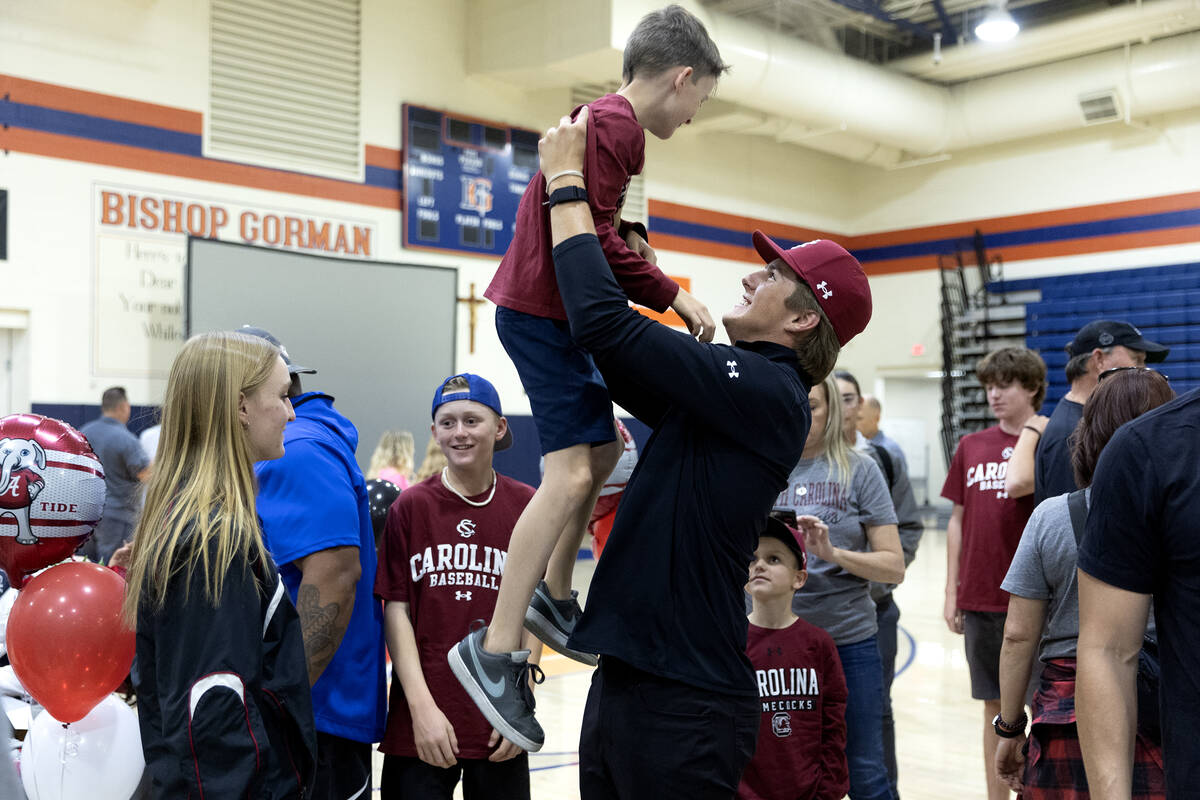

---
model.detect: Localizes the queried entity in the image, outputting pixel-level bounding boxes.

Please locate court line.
[895,624,917,679]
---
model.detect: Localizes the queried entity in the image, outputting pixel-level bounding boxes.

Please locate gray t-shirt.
[1002,489,1156,662]
[776,450,898,645]
[79,416,149,521]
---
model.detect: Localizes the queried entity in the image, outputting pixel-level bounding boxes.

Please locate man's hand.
[671,287,716,343]
[625,229,657,265]
[411,700,459,768]
[539,106,588,181]
[944,593,964,634]
[487,728,525,762]
[797,515,835,563]
[995,734,1026,792]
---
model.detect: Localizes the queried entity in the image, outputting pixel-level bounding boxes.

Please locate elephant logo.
[0,438,48,545]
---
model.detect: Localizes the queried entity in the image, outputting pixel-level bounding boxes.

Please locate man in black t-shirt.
[1075,389,1200,798]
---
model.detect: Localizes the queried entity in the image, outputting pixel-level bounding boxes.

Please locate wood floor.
[372,524,1006,799]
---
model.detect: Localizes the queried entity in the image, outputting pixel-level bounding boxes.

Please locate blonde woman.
[124,331,316,798]
[368,429,415,490]
[776,372,904,800]
[413,435,448,483]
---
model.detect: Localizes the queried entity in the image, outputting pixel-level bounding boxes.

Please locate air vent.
[569,84,648,226]
[1078,89,1122,126]
[208,0,362,181]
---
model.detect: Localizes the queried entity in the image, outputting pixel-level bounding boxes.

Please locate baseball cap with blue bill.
[432,373,514,451]
[1066,320,1169,363]
[237,325,317,375]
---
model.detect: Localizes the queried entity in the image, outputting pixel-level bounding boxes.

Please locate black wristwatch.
[992,712,1027,738]
[545,185,588,208]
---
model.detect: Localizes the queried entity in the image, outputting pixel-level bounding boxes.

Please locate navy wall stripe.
[364,164,402,191]
[1,101,203,157]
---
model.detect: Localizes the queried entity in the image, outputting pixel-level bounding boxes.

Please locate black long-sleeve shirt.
[556,233,812,696]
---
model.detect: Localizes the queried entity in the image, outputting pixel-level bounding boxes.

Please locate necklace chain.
[441,467,497,507]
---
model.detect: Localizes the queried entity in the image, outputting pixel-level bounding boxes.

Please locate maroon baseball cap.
[751,231,872,346]
[762,515,806,569]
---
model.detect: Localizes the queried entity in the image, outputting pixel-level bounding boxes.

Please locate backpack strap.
[871,443,896,489]
[1067,489,1088,546]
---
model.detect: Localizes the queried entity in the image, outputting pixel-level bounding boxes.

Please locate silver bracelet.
[545,169,584,186]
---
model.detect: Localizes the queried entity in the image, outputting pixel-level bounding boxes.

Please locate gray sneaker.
[524,580,599,666]
[447,624,546,752]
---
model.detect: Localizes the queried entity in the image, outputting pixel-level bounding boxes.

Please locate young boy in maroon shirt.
[375,374,540,799]
[941,347,1046,800]
[459,4,730,750]
[740,514,849,800]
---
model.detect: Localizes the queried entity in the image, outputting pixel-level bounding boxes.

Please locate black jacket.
[555,233,812,695]
[134,528,316,798]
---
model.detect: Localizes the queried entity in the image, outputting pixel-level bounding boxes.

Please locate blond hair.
[810,374,852,484]
[414,435,448,482]
[367,430,415,481]
[123,332,280,623]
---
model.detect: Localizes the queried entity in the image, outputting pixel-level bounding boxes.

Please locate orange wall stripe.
[0,127,401,210]
[365,144,402,170]
[0,74,202,135]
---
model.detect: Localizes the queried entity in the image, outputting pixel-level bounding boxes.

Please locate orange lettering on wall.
[635,276,690,329]
[307,221,331,251]
[284,216,304,247]
[239,211,258,241]
[353,226,371,257]
[333,225,350,253]
[210,207,229,238]
[139,196,160,230]
[162,201,183,234]
[100,191,124,226]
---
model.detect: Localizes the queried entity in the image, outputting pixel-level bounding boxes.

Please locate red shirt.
[374,473,535,758]
[0,468,42,509]
[941,425,1036,612]
[738,619,848,800]
[484,93,679,320]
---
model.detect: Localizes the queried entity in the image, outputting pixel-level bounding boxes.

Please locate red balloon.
[6,561,134,723]
[0,414,107,588]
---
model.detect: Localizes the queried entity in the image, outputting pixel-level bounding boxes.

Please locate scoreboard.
[402,104,541,257]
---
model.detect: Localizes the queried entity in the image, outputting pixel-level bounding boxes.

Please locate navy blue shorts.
[496,306,616,456]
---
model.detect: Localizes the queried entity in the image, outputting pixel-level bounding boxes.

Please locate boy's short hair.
[623,4,730,83]
[976,347,1047,411]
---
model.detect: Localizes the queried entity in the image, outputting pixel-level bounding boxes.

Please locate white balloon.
[20,695,144,800]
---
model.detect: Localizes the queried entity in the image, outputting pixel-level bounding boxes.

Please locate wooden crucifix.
[457,282,488,354]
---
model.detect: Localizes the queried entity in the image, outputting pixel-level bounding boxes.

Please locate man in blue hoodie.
[247,326,387,800]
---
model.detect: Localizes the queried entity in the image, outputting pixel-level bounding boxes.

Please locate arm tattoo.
[296,583,340,685]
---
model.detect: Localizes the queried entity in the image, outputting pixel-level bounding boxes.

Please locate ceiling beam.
[825,0,936,39]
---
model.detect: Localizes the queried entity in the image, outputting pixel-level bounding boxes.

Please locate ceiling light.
[975,5,1019,42]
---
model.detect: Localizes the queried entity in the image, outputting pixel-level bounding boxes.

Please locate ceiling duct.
[1078,88,1123,126]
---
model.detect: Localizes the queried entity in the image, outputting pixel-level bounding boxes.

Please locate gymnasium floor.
[373,522,1002,799]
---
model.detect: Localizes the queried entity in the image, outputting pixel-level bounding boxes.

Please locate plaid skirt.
[1021,658,1165,800]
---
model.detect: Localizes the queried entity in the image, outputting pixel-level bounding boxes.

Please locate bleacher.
[989,260,1200,415]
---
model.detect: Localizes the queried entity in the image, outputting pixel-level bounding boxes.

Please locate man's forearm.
[295,546,360,686]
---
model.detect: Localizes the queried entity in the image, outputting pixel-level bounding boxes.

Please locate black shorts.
[380,753,530,800]
[963,610,1006,701]
[313,732,372,800]
[579,657,759,800]
[495,305,616,455]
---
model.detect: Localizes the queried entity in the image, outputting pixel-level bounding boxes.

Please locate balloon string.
[59,722,69,798]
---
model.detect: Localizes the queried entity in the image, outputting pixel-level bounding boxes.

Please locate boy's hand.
[671,287,716,343]
[944,593,964,635]
[539,106,588,180]
[411,700,459,768]
[487,728,525,762]
[625,229,657,265]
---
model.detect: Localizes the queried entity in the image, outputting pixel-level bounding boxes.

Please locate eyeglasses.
[1098,366,1169,382]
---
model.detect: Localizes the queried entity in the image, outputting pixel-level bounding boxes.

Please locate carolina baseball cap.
[761,515,806,569]
[237,326,317,375]
[1066,320,1168,363]
[431,373,514,451]
[751,231,873,347]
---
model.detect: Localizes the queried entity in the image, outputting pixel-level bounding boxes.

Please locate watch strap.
[545,185,588,208]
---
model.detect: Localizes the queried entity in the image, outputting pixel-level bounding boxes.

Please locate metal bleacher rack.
[938,236,1037,471]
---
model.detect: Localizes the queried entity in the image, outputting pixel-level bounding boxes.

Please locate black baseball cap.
[1066,320,1168,363]
[237,326,317,375]
[761,515,806,569]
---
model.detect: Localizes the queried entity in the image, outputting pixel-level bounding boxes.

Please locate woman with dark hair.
[994,367,1172,798]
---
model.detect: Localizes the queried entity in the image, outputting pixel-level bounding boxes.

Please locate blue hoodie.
[255,392,387,743]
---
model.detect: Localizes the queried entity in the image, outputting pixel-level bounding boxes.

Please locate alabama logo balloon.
[0,414,106,588]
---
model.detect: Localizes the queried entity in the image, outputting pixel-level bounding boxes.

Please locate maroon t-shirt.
[484,93,679,320]
[941,425,1036,612]
[738,619,848,800]
[374,473,534,758]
